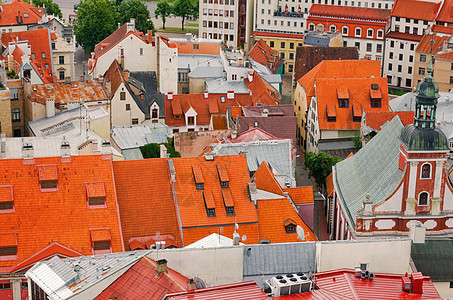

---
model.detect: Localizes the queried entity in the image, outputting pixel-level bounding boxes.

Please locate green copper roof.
[412,239,453,282]
[333,117,405,227]
[400,125,448,151]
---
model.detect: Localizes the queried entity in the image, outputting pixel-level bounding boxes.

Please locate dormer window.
[337,88,349,108]
[37,165,58,191]
[0,186,14,212]
[0,233,17,260]
[222,189,235,216]
[203,191,216,217]
[188,116,195,125]
[370,84,382,108]
[284,219,297,234]
[90,229,112,255]
[85,182,106,208]
[192,165,204,190]
[216,164,230,188]
[352,104,362,122]
[326,105,336,122]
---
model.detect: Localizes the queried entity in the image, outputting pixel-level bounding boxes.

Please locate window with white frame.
[418,192,429,206]
[330,25,336,32]
[355,27,362,37]
[342,26,348,35]
[367,28,373,38]
[420,163,431,179]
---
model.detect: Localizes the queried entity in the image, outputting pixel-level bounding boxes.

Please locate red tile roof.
[103,59,125,98]
[2,29,53,77]
[276,269,441,299]
[251,31,304,40]
[228,127,281,143]
[436,50,453,60]
[383,31,423,42]
[248,39,284,74]
[365,111,415,130]
[417,33,451,53]
[284,186,314,204]
[29,80,108,105]
[435,0,453,23]
[391,0,441,20]
[165,281,269,300]
[245,71,280,104]
[252,162,284,196]
[0,155,124,271]
[316,77,389,130]
[310,4,391,21]
[432,25,453,35]
[237,116,296,143]
[95,257,188,300]
[113,159,183,249]
[257,198,317,243]
[173,40,221,55]
[0,0,44,26]
[326,172,334,197]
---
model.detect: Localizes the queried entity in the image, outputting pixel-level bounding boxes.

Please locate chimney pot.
[167,92,173,100]
[204,90,208,99]
[227,90,234,100]
[156,259,168,276]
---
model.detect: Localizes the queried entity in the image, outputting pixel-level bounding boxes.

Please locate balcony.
[274,11,304,18]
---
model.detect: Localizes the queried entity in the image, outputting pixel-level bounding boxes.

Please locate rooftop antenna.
[296,225,309,241]
[155,232,160,260]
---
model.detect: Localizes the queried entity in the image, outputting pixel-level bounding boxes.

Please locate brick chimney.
[156,259,168,276]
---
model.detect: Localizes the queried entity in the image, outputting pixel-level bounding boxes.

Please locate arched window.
[355,27,362,37]
[342,26,349,35]
[418,192,429,206]
[330,25,336,32]
[377,29,384,39]
[421,163,431,178]
[367,28,374,38]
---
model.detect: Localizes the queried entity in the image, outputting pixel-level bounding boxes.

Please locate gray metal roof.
[243,242,316,277]
[122,148,144,160]
[110,123,170,150]
[210,139,295,186]
[178,54,223,69]
[206,78,250,94]
[261,74,282,84]
[333,116,405,227]
[189,66,224,78]
[303,35,330,47]
[25,251,149,300]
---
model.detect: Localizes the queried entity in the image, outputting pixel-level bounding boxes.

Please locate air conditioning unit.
[265,273,312,297]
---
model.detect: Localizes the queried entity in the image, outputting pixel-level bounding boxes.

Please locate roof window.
[337,88,349,108]
[352,104,362,122]
[284,219,297,234]
[90,229,112,255]
[216,164,230,188]
[0,233,17,260]
[192,165,204,190]
[326,105,336,122]
[222,189,235,216]
[0,186,14,213]
[37,165,58,191]
[370,84,382,108]
[203,191,216,217]
[85,182,106,208]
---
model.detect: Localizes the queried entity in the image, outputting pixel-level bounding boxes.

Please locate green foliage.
[389,88,408,96]
[32,0,63,19]
[6,69,19,79]
[140,138,180,159]
[155,0,172,30]
[172,0,197,30]
[352,130,362,149]
[118,0,155,33]
[304,152,342,190]
[74,0,119,52]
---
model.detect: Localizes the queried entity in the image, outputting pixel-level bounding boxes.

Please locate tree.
[74,0,119,52]
[32,0,63,19]
[304,152,342,192]
[172,0,196,30]
[155,0,172,30]
[118,0,155,33]
[140,143,160,158]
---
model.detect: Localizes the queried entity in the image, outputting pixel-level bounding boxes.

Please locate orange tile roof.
[173,40,221,55]
[2,29,53,76]
[436,50,453,60]
[0,155,124,270]
[316,77,389,130]
[432,25,453,35]
[365,111,415,130]
[391,0,441,20]
[310,4,390,21]
[103,59,125,98]
[245,71,280,104]
[284,186,314,204]
[257,198,317,243]
[251,31,304,40]
[298,60,381,107]
[435,0,453,23]
[417,33,451,53]
[326,172,334,197]
[0,0,44,27]
[248,39,284,74]
[385,31,423,42]
[113,159,183,249]
[212,115,227,130]
[30,80,108,105]
[252,162,284,196]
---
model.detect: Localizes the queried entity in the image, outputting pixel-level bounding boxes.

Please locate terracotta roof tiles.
[310,4,391,21]
[417,33,451,53]
[0,0,44,27]
[252,162,284,196]
[385,31,423,42]
[391,0,441,20]
[248,39,284,74]
[365,111,415,130]
[284,186,314,204]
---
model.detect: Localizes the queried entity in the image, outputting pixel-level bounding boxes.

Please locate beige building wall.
[413,52,453,92]
[433,282,453,299]
[0,88,13,137]
[189,77,205,94]
[90,115,110,140]
[293,82,308,148]
[7,79,25,137]
[111,82,145,126]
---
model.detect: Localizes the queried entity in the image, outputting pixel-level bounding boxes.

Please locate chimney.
[160,144,168,158]
[231,129,237,139]
[105,80,112,97]
[362,193,373,215]
[100,139,111,154]
[261,109,269,117]
[0,133,6,156]
[185,32,192,41]
[167,91,173,100]
[168,159,176,182]
[233,232,240,245]
[123,70,129,83]
[80,75,84,81]
[204,90,208,99]
[64,76,71,84]
[46,99,55,118]
[61,137,71,157]
[205,152,214,161]
[187,279,197,291]
[409,221,426,244]
[127,19,135,32]
[247,71,253,82]
[22,140,33,158]
[411,272,424,294]
[248,182,257,204]
[156,259,168,276]
[227,90,234,100]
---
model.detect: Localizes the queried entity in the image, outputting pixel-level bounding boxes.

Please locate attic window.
[326,105,336,122]
[203,191,216,217]
[37,165,58,191]
[220,96,225,103]
[85,182,106,208]
[352,105,362,122]
[192,165,204,190]
[193,44,199,50]
[222,189,235,216]
[337,89,349,108]
[0,186,14,212]
[0,233,18,260]
[284,219,297,234]
[370,85,382,108]
[216,164,230,188]
[23,13,28,18]
[90,229,112,255]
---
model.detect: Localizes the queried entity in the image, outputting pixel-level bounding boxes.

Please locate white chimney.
[247,71,253,82]
[204,90,208,99]
[409,221,426,244]
[227,90,234,100]
[261,109,269,117]
[231,129,237,139]
[46,99,55,118]
[127,19,135,32]
[248,182,257,204]
[61,138,71,157]
[100,139,111,154]
[205,152,214,161]
[160,144,168,158]
[167,91,173,100]
[22,141,33,158]
[186,32,192,41]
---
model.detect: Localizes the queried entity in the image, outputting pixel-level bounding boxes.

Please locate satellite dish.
[296,225,309,241]
[242,235,247,241]
[193,277,206,289]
